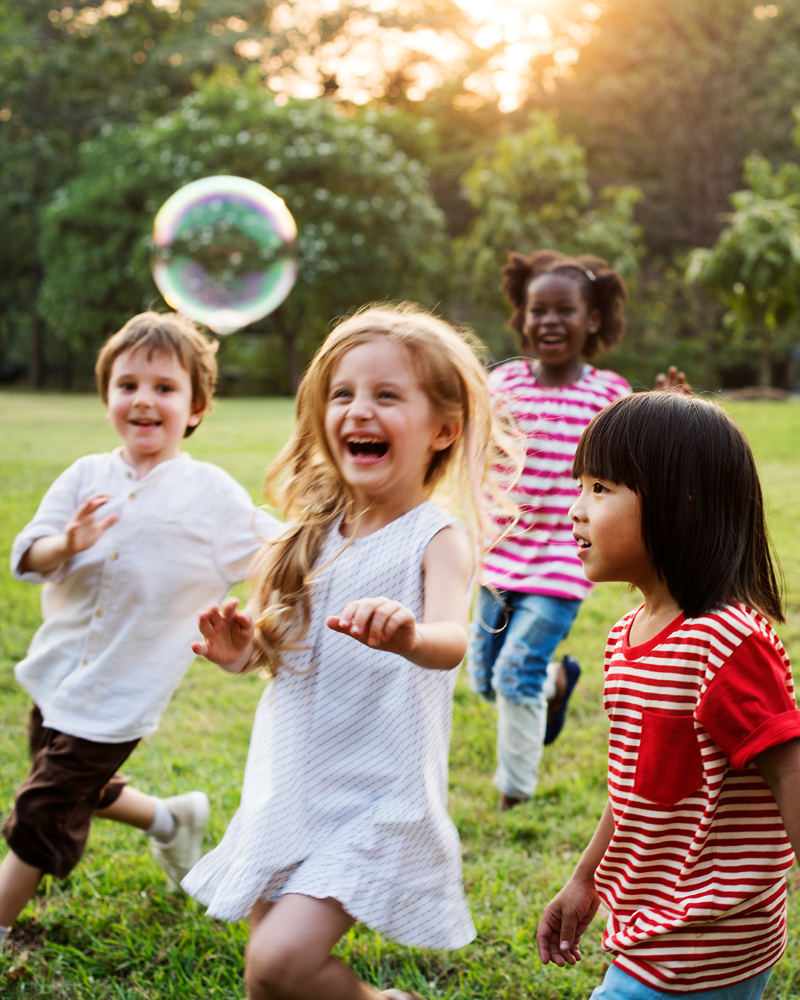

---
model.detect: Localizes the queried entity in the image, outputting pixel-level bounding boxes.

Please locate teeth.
[346,437,384,443]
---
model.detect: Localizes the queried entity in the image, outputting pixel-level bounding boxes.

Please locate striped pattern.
[596,604,799,992]
[480,360,630,600]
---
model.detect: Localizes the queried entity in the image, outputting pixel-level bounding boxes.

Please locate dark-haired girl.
[468,249,632,810]
[537,392,800,1000]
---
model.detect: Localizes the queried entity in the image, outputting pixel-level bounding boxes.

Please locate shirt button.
[96,609,103,617]
[81,659,88,666]
[126,472,132,478]
[129,493,136,500]
[110,552,118,561]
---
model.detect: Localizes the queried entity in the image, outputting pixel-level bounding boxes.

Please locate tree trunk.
[759,324,771,389]
[29,268,44,389]
[273,305,301,393]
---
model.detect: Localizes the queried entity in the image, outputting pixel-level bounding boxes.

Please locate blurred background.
[4,0,800,396]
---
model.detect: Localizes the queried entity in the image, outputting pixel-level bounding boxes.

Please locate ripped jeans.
[468,587,581,799]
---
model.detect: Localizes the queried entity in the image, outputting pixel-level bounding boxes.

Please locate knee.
[245,943,311,1000]
[495,641,547,701]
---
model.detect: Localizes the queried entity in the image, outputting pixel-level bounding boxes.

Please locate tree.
[454,112,641,357]
[686,152,800,387]
[541,0,800,256]
[37,75,446,391]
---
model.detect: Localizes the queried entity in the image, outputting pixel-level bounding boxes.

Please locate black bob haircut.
[573,392,784,622]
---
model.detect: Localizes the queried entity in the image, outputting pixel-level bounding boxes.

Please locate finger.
[326,614,348,633]
[204,604,224,629]
[349,600,380,637]
[367,602,402,645]
[334,601,361,629]
[192,640,209,656]
[558,909,579,958]
[667,365,678,383]
[220,597,241,618]
[536,909,560,964]
[377,606,413,643]
[76,494,111,517]
[654,372,666,390]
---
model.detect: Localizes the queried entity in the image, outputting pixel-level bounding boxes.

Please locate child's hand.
[326,597,417,656]
[65,493,120,556]
[193,597,255,670]
[536,875,601,967]
[654,365,692,395]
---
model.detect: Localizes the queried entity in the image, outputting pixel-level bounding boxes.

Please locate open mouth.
[575,537,591,549]
[345,437,388,459]
[130,419,161,427]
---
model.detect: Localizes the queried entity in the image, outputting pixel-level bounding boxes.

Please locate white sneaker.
[149,791,209,891]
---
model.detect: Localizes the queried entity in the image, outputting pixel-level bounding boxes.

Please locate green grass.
[1,393,799,999]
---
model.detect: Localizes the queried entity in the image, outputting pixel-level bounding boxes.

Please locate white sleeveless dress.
[182,501,476,950]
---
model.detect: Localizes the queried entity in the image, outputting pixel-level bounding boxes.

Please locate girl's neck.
[340,488,427,539]
[528,356,585,388]
[628,578,683,647]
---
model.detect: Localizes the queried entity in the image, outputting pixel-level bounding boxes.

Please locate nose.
[569,489,585,523]
[346,390,374,421]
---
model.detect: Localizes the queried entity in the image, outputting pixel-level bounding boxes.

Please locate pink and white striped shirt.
[597,604,800,992]
[480,360,630,600]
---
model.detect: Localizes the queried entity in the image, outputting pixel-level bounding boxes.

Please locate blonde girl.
[182,305,518,1000]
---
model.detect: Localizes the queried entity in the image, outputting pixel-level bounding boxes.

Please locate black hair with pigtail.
[500,249,628,359]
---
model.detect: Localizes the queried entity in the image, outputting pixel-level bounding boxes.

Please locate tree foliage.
[686,152,800,386]
[37,75,446,391]
[456,112,642,303]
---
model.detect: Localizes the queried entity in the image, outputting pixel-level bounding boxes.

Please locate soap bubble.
[152,175,297,335]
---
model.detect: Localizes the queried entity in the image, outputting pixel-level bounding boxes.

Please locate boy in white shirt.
[0,312,279,949]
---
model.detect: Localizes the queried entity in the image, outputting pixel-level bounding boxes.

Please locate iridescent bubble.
[152,175,297,335]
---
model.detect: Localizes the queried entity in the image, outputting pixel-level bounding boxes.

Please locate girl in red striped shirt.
[537,392,800,999]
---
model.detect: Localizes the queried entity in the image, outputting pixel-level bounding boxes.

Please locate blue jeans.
[468,588,581,705]
[591,963,772,1000]
[467,588,580,798]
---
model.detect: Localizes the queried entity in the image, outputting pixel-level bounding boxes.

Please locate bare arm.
[325,525,471,671]
[20,493,119,575]
[536,799,615,967]
[756,737,800,858]
[192,597,257,674]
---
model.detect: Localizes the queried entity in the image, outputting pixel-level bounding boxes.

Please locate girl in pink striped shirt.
[468,250,631,809]
[538,392,800,999]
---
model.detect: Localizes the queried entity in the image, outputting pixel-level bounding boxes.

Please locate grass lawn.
[1,392,799,999]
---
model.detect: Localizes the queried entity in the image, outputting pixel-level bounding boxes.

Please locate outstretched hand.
[193,597,255,668]
[536,876,602,968]
[65,493,120,556]
[326,597,417,656]
[654,365,692,395]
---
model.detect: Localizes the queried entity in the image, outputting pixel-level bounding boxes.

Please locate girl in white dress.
[183,305,519,1000]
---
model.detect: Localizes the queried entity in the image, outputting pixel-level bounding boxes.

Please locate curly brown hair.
[500,249,628,359]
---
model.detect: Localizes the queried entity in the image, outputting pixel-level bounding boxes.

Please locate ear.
[187,401,208,429]
[587,309,602,335]
[431,420,461,453]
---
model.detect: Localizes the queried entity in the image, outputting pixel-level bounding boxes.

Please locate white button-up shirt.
[11,448,280,742]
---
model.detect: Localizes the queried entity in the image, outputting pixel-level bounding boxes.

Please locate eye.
[377,389,398,401]
[156,383,175,393]
[117,380,136,391]
[330,387,352,401]
[592,481,609,494]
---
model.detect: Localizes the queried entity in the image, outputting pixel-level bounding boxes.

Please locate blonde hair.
[95,311,218,437]
[247,303,521,675]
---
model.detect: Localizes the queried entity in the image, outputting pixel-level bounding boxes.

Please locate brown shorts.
[2,705,140,878]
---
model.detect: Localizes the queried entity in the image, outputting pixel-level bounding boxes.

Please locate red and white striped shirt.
[596,604,800,992]
[479,360,630,600]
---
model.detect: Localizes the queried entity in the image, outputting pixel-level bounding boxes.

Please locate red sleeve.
[696,631,800,770]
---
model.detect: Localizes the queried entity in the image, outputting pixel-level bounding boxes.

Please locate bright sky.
[260,0,594,111]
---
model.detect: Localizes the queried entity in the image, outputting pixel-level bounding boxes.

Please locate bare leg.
[249,898,274,931]
[245,893,379,1000]
[0,850,42,928]
[94,786,155,830]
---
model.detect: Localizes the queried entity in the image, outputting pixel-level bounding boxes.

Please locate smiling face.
[324,338,458,511]
[522,272,600,373]
[569,474,656,590]
[106,347,204,470]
